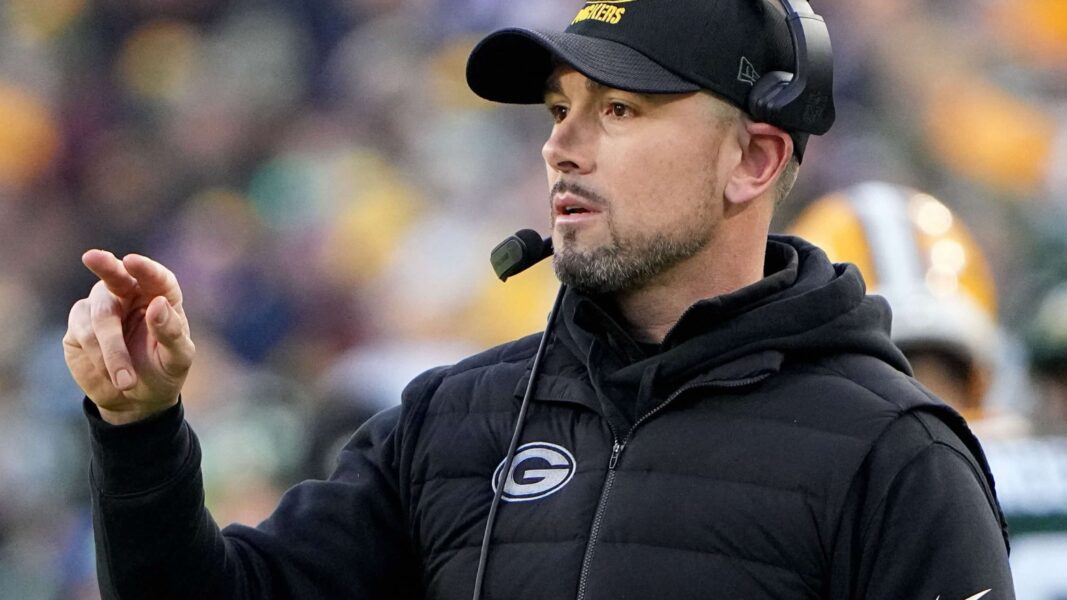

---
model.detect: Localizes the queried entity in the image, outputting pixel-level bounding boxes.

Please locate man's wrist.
[97,399,179,425]
[85,398,197,495]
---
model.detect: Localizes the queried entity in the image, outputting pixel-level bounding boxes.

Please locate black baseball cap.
[466,0,823,158]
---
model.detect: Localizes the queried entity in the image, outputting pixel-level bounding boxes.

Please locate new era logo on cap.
[737,56,759,86]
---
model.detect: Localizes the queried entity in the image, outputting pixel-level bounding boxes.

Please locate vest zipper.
[573,372,771,600]
[607,441,623,470]
[575,436,622,600]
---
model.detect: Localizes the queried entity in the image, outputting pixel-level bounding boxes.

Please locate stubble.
[552,182,716,295]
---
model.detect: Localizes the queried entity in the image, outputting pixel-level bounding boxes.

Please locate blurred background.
[0,0,1065,597]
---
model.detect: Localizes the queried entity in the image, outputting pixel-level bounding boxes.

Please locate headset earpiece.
[746,0,835,135]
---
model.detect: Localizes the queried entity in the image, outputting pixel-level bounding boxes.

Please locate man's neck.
[612,238,767,344]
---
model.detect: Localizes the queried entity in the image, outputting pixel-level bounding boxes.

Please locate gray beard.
[552,220,711,295]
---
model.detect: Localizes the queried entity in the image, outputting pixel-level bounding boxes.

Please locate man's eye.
[549,105,568,122]
[609,102,631,118]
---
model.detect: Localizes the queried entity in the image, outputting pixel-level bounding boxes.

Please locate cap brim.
[466,28,699,104]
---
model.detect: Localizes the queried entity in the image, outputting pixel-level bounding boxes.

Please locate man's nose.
[542,116,596,175]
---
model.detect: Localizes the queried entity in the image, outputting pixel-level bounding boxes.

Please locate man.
[65,1,1014,598]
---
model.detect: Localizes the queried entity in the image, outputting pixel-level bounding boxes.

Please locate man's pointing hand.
[64,250,195,425]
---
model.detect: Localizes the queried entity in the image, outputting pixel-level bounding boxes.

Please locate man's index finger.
[122,254,183,305]
[82,250,138,298]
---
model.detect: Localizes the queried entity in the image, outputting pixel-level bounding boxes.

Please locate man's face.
[542,66,736,295]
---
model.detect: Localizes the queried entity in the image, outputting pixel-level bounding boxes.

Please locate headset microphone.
[490,228,554,281]
[473,230,564,600]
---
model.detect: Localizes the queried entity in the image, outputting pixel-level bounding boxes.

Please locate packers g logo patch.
[572,0,633,25]
[492,442,577,502]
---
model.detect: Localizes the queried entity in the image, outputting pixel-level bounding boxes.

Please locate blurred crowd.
[0,0,1065,597]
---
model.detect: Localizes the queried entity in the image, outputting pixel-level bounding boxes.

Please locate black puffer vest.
[393,236,1006,599]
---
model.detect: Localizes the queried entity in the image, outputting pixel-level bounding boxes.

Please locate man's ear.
[724,121,792,206]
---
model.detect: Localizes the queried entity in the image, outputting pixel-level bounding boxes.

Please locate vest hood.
[555,235,911,391]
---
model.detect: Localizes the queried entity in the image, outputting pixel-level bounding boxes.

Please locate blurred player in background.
[789,181,1031,440]
[790,182,1067,598]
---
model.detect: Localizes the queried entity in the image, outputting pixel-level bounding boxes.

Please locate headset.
[747,0,835,136]
[473,2,833,597]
